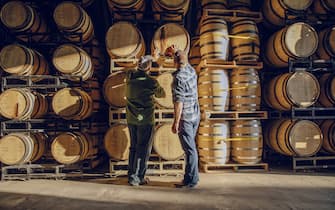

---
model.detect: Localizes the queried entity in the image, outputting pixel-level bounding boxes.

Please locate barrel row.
[0,43,104,80]
[0,132,99,165]
[265,71,335,111]
[0,1,96,43]
[262,0,335,28]
[0,87,100,120]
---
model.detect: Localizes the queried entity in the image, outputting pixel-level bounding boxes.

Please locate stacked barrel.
[193,0,264,166]
[262,0,335,158]
[0,0,105,167]
[104,1,190,165]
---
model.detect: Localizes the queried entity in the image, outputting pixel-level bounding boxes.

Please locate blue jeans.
[178,119,200,185]
[127,124,154,181]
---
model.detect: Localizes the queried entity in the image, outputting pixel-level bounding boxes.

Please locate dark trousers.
[127,124,154,181]
[178,119,200,185]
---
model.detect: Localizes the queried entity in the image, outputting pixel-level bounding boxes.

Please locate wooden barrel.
[265,22,318,68]
[318,73,335,107]
[230,20,260,61]
[152,0,190,21]
[0,88,48,120]
[52,88,98,120]
[53,44,93,81]
[51,132,97,164]
[152,23,190,56]
[231,120,263,164]
[198,68,229,111]
[0,133,47,165]
[106,21,145,65]
[154,73,173,108]
[229,0,251,10]
[230,68,261,111]
[201,0,228,9]
[0,44,49,77]
[262,0,313,27]
[104,124,130,160]
[316,26,335,60]
[319,120,335,154]
[0,1,48,42]
[83,39,105,70]
[197,121,230,164]
[107,0,145,19]
[189,37,201,69]
[82,0,95,7]
[153,123,184,161]
[266,119,322,156]
[200,16,229,60]
[265,71,320,111]
[54,2,94,43]
[103,72,127,108]
[313,0,335,15]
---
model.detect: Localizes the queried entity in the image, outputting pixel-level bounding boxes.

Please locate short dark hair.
[174,50,187,66]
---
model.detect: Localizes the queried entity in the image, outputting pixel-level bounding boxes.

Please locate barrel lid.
[286,71,319,107]
[0,134,26,165]
[0,88,30,119]
[158,0,188,8]
[282,0,313,10]
[154,73,173,108]
[0,1,30,29]
[54,2,82,29]
[153,23,190,55]
[103,72,127,107]
[285,22,318,57]
[104,124,130,160]
[0,44,31,74]
[52,88,82,117]
[52,132,81,164]
[110,0,140,6]
[153,123,184,161]
[53,44,82,74]
[289,120,322,156]
[106,21,141,58]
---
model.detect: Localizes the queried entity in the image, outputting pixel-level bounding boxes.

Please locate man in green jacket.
[126,55,165,186]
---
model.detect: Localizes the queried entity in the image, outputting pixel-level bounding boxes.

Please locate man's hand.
[165,44,178,57]
[172,121,179,134]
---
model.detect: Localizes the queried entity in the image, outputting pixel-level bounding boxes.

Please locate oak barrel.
[313,0,335,14]
[265,22,318,68]
[0,133,46,165]
[198,68,229,111]
[106,21,145,65]
[230,68,261,111]
[265,71,320,111]
[189,37,201,69]
[54,2,94,43]
[262,0,313,27]
[51,132,97,164]
[230,20,260,61]
[0,1,48,42]
[201,0,228,9]
[0,88,48,120]
[103,71,127,108]
[153,123,184,161]
[53,44,93,81]
[154,73,173,108]
[152,0,190,21]
[265,119,322,156]
[231,120,263,164]
[52,88,98,120]
[229,0,251,10]
[83,39,105,70]
[104,124,130,161]
[107,0,145,19]
[319,120,335,154]
[0,44,49,77]
[316,26,335,60]
[200,16,229,60]
[197,121,230,164]
[318,73,335,107]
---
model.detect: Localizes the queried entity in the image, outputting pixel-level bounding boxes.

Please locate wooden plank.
[198,59,263,72]
[201,111,268,120]
[203,9,263,23]
[200,162,268,173]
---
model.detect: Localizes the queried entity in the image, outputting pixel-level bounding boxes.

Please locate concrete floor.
[0,171,334,210]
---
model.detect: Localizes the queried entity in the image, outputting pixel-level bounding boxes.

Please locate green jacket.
[126,70,165,125]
